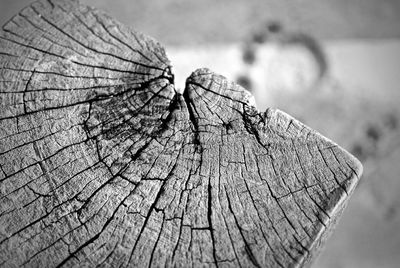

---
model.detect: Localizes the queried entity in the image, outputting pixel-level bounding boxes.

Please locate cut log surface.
[0,0,362,267]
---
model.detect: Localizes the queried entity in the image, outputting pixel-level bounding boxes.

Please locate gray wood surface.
[0,0,362,267]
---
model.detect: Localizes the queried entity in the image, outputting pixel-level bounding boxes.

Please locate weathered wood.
[0,0,362,267]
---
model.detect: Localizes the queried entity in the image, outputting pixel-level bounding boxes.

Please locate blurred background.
[1,0,400,267]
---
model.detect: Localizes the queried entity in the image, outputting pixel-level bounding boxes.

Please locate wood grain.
[0,0,362,267]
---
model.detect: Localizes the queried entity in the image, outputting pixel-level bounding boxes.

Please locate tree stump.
[0,0,362,267]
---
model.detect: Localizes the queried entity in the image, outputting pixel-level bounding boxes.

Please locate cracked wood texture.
[0,0,363,267]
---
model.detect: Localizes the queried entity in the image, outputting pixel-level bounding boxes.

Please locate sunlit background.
[1,1,400,267]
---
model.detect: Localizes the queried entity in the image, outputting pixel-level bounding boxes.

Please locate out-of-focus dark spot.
[366,124,381,142]
[284,32,328,80]
[236,75,252,91]
[252,31,268,44]
[384,113,398,130]
[267,21,282,33]
[385,206,397,221]
[242,44,256,64]
[351,143,367,162]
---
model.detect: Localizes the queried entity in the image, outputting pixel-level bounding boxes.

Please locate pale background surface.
[1,1,400,267]
[1,0,400,45]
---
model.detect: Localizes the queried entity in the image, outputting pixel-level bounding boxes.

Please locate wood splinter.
[0,0,362,267]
